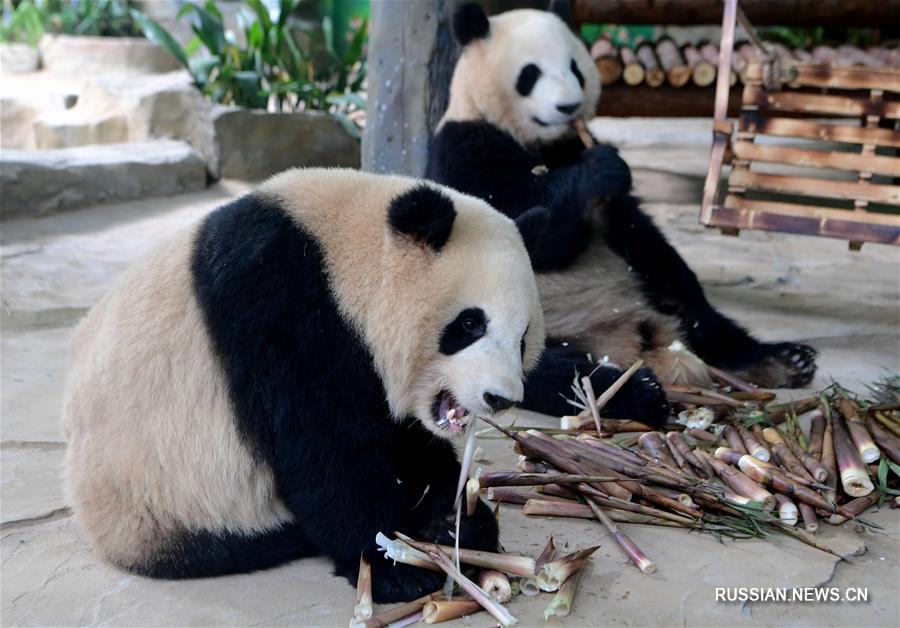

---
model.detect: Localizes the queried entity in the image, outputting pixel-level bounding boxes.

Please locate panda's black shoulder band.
[388,185,456,252]
[453,2,490,46]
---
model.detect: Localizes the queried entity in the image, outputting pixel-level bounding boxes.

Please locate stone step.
[0,139,206,220]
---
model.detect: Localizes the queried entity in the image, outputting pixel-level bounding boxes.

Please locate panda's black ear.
[548,0,574,30]
[453,2,490,46]
[388,185,457,252]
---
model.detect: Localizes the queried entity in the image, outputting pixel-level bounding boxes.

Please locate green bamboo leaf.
[179,4,226,56]
[343,16,368,66]
[277,0,300,28]
[130,9,189,68]
[189,55,220,86]
[245,0,272,32]
[321,15,334,55]
[203,0,223,22]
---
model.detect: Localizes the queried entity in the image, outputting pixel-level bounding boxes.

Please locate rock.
[29,72,218,176]
[33,110,130,149]
[0,140,207,219]
[39,34,181,76]
[1,88,79,149]
[0,43,40,74]
[0,98,40,149]
[213,107,360,180]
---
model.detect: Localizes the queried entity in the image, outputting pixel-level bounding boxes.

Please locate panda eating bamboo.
[426,2,818,406]
[63,168,669,602]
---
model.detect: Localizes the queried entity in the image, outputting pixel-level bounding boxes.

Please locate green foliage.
[132,0,367,139]
[1,0,43,45]
[1,0,142,44]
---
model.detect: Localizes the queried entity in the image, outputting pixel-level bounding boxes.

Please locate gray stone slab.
[0,140,207,219]
[1,446,67,526]
[1,327,72,443]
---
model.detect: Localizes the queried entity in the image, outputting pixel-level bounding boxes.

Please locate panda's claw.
[727,342,818,389]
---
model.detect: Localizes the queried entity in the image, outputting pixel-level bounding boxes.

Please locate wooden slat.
[728,169,900,204]
[745,63,900,93]
[732,141,900,177]
[725,195,900,225]
[740,114,900,148]
[708,202,900,245]
[571,0,900,27]
[743,83,900,118]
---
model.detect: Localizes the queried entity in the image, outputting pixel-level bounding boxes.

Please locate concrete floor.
[2,143,899,626]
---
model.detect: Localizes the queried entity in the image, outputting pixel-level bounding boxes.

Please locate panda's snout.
[483,391,517,413]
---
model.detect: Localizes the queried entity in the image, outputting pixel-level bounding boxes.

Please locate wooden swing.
[700,0,900,248]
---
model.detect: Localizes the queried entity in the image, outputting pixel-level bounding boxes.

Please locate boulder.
[213,107,360,180]
[1,88,78,149]
[33,110,129,149]
[29,72,218,176]
[39,34,181,76]
[0,43,40,74]
[0,140,206,219]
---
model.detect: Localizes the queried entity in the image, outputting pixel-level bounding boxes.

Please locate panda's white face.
[442,8,600,146]
[410,206,545,439]
[496,12,594,143]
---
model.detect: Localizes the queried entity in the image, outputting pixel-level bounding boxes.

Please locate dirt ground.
[2,129,899,626]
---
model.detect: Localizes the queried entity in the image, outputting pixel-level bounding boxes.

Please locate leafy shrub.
[132,0,367,138]
[1,0,142,45]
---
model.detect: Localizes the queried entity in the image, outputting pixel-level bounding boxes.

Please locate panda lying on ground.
[64,169,558,602]
[426,2,818,414]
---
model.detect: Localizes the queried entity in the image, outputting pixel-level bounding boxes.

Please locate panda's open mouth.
[432,390,472,435]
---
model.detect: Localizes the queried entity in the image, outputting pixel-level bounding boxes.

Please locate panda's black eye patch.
[520,330,527,358]
[516,63,542,96]
[570,59,585,88]
[440,308,487,355]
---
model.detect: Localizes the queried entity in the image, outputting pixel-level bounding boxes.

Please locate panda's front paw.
[578,144,632,199]
[596,367,670,427]
[368,555,445,604]
[419,499,499,554]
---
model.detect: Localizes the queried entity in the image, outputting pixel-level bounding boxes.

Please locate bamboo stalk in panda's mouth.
[573,118,595,148]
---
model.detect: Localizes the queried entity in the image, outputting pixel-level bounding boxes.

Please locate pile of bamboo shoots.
[353,376,898,626]
[475,371,899,571]
[351,534,598,626]
[590,37,900,87]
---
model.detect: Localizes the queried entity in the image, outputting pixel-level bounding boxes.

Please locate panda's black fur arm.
[523,339,669,427]
[188,193,497,602]
[427,121,592,271]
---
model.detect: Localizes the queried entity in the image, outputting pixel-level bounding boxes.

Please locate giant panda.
[426,1,818,405]
[63,168,556,603]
